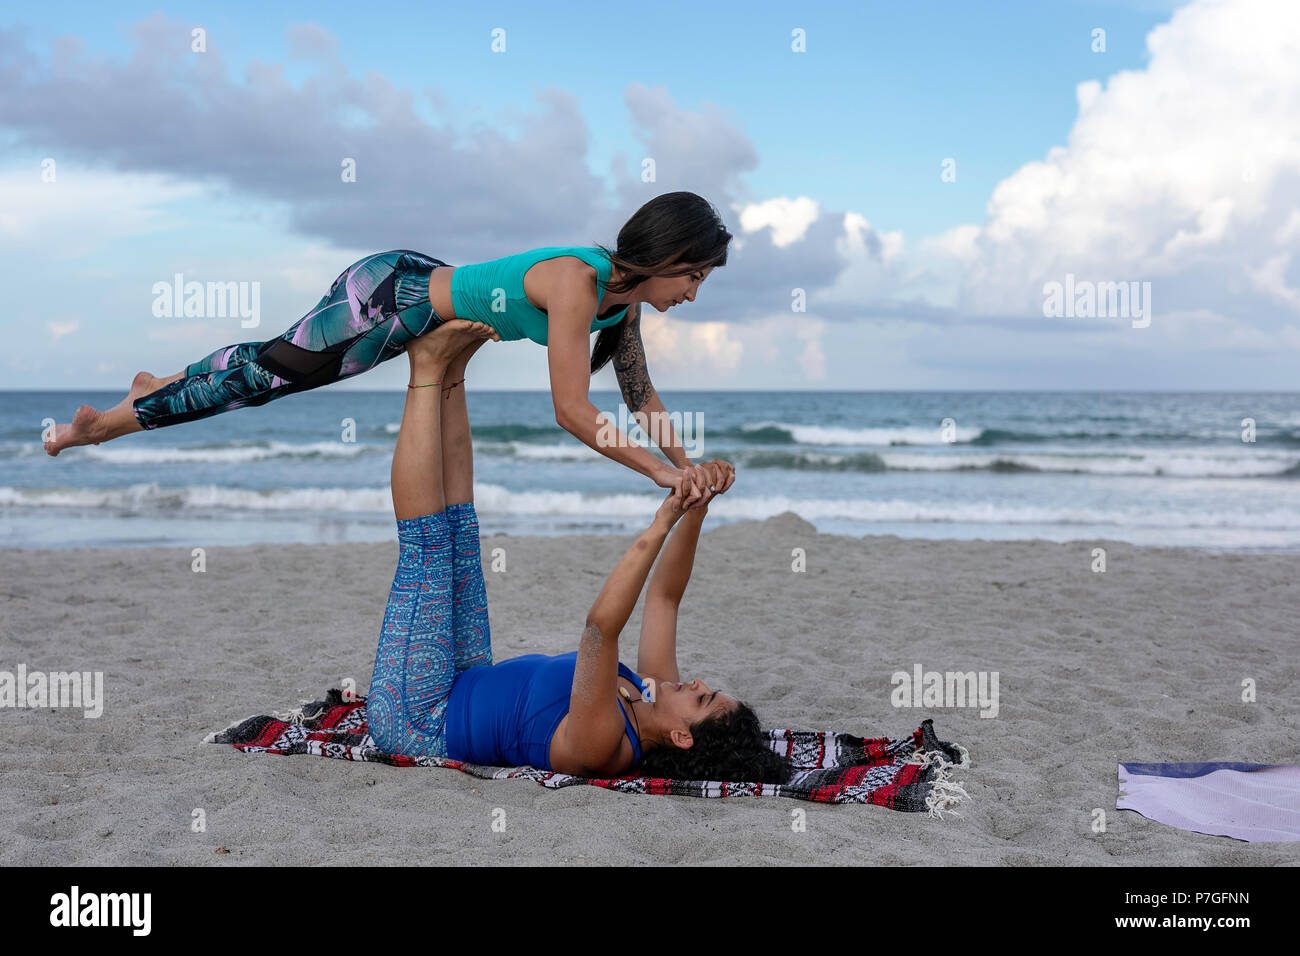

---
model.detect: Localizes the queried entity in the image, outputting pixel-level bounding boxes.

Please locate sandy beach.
[2,512,1296,866]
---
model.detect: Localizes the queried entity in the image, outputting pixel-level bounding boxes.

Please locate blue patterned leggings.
[365,503,493,757]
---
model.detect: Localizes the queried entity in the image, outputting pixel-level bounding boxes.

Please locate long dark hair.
[589,191,733,375]
[636,700,793,784]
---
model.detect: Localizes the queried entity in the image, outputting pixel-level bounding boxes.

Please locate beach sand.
[2,512,1297,866]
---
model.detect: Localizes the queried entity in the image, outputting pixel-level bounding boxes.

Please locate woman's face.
[654,677,736,744]
[639,266,714,313]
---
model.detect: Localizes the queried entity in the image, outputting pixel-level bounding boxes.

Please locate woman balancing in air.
[370,317,790,781]
[44,191,732,508]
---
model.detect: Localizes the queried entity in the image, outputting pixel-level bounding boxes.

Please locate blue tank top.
[448,245,629,345]
[443,651,644,770]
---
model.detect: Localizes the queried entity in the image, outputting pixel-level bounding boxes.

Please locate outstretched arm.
[558,494,687,771]
[547,269,707,507]
[635,490,713,683]
[612,303,685,470]
[584,494,684,643]
[612,304,735,508]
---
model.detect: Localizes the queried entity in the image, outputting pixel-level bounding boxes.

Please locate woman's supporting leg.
[365,319,497,757]
[44,251,451,456]
[440,339,494,672]
[446,502,492,671]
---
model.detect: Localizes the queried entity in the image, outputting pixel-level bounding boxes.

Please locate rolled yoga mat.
[1117,762,1300,842]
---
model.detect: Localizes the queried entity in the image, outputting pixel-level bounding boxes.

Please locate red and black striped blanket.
[206,689,971,815]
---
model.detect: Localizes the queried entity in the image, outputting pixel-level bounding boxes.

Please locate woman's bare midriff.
[427,265,459,322]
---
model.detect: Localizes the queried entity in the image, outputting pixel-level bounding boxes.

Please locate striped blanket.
[205,689,971,816]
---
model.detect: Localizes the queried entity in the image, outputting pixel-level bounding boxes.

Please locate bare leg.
[44,370,184,456]
[440,337,492,506]
[391,321,496,521]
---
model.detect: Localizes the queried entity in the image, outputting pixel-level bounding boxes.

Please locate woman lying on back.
[366,317,789,784]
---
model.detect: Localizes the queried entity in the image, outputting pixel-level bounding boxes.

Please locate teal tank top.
[448,246,629,345]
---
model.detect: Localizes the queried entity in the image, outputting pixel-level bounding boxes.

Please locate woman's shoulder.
[548,686,639,776]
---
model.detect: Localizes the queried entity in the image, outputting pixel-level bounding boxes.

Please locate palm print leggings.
[132,250,447,430]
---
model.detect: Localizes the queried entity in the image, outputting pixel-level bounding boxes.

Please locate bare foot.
[104,370,176,419]
[44,370,176,456]
[120,370,172,406]
[406,320,499,369]
[44,404,105,456]
[447,334,493,378]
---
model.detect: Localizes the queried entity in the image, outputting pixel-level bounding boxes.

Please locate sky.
[2,0,1298,392]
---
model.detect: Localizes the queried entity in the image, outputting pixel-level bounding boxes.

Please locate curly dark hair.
[636,700,792,784]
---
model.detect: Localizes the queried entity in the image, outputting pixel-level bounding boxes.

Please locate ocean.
[3,390,1298,552]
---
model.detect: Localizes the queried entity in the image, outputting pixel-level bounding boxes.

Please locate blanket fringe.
[271,699,325,725]
[904,745,972,819]
[201,713,265,745]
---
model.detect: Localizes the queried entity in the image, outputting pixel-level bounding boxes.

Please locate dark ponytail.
[589,191,733,375]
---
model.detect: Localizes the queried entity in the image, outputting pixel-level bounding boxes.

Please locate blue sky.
[5,0,1298,391]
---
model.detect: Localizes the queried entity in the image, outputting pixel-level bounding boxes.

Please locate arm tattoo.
[613,303,654,413]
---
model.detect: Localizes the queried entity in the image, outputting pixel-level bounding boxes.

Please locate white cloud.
[840,211,903,262]
[691,322,744,374]
[641,311,841,385]
[922,224,981,264]
[1151,308,1298,350]
[0,166,207,257]
[642,313,743,379]
[639,311,681,359]
[814,210,934,313]
[1247,253,1300,311]
[47,320,79,340]
[793,316,827,381]
[943,0,1300,341]
[1275,209,1300,243]
[736,196,821,247]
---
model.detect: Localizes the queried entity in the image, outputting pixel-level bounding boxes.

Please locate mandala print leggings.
[365,504,494,758]
[132,250,447,430]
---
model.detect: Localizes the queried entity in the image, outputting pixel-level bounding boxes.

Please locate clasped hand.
[655,459,736,515]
